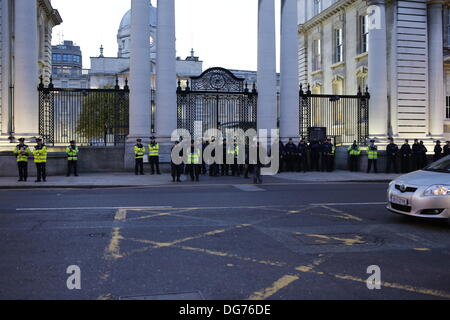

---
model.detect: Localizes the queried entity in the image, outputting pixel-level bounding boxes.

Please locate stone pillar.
[257,0,278,133]
[367,0,389,139]
[156,0,177,140]
[125,0,151,169]
[280,0,300,140]
[14,0,39,137]
[428,0,445,138]
[128,0,151,140]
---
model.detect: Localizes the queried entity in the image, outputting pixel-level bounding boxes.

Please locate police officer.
[66,140,79,177]
[134,138,145,175]
[297,139,308,173]
[444,141,450,157]
[209,137,219,177]
[385,138,399,173]
[279,140,286,172]
[322,138,335,172]
[284,138,297,172]
[33,138,48,183]
[367,139,378,173]
[14,138,31,182]
[400,139,412,173]
[187,140,201,182]
[231,139,241,176]
[148,136,161,175]
[419,140,428,168]
[310,139,322,171]
[412,139,421,171]
[434,140,443,162]
[347,140,361,172]
[221,138,229,176]
[171,141,183,182]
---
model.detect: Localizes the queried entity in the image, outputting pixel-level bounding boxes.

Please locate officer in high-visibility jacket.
[187,140,201,182]
[134,138,145,175]
[347,140,361,172]
[230,140,241,176]
[366,139,378,173]
[33,138,48,182]
[14,138,31,182]
[66,140,79,177]
[148,136,161,175]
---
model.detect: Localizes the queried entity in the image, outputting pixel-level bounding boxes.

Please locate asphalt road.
[1,179,450,300]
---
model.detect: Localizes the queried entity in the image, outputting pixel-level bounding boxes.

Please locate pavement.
[0,170,402,189]
[1,182,450,300]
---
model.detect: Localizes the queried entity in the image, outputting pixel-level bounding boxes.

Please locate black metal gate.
[299,85,370,145]
[38,78,129,146]
[177,67,257,136]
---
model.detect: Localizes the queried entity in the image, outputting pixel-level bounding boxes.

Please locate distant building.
[51,40,89,88]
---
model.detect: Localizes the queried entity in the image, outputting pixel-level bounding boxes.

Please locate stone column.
[257,0,278,133]
[280,0,300,140]
[156,0,177,140]
[428,0,445,138]
[367,0,389,139]
[128,0,151,140]
[14,0,39,137]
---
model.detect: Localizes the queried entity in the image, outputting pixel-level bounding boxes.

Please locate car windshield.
[423,155,450,173]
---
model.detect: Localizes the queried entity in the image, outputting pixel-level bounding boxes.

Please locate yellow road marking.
[320,205,363,222]
[248,275,299,300]
[414,248,431,252]
[299,233,366,246]
[114,209,127,221]
[104,227,124,261]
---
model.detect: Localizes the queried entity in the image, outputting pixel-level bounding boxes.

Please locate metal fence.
[299,85,370,145]
[177,67,257,137]
[38,78,129,146]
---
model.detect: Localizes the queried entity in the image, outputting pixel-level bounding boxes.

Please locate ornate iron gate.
[38,78,129,146]
[299,85,370,145]
[177,68,257,136]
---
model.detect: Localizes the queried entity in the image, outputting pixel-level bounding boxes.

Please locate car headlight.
[423,185,450,196]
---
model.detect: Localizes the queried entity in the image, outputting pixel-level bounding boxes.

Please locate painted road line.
[248,275,300,300]
[310,202,387,206]
[15,206,173,211]
[233,185,266,192]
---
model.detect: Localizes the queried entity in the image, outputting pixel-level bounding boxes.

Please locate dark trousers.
[322,154,334,172]
[135,159,144,175]
[412,155,421,171]
[367,159,378,173]
[285,154,296,172]
[349,155,359,172]
[187,164,201,181]
[297,155,307,172]
[67,160,78,176]
[386,156,398,173]
[231,159,241,176]
[17,162,28,181]
[311,153,320,171]
[171,163,183,181]
[221,163,229,176]
[36,163,46,181]
[400,156,410,173]
[209,163,219,176]
[149,156,160,174]
[253,166,262,184]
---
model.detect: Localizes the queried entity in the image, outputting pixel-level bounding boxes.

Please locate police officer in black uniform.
[284,138,297,172]
[309,139,321,171]
[434,140,443,162]
[385,138,399,173]
[419,141,428,168]
[412,139,421,171]
[297,139,308,173]
[444,141,450,157]
[322,138,334,172]
[400,139,412,173]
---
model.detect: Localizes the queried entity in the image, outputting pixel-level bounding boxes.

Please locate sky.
[51,0,281,71]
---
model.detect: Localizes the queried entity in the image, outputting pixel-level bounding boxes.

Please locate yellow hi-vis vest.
[347,145,361,156]
[14,145,31,162]
[33,145,48,163]
[188,149,201,164]
[367,146,378,160]
[134,145,145,159]
[149,143,159,157]
[66,146,79,161]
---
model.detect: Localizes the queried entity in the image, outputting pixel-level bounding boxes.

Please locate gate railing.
[177,67,257,137]
[299,85,370,145]
[38,77,130,147]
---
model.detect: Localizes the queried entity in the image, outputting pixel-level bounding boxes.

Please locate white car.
[387,155,450,221]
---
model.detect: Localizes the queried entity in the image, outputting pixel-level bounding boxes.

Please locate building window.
[313,39,322,71]
[313,0,322,16]
[333,28,343,63]
[358,15,369,54]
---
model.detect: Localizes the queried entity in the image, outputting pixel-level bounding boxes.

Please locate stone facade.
[298,0,449,142]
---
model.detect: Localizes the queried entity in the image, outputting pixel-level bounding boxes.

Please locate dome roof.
[119,3,157,31]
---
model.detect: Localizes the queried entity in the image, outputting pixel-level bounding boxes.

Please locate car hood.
[394,170,450,187]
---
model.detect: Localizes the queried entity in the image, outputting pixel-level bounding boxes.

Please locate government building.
[298,0,450,142]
